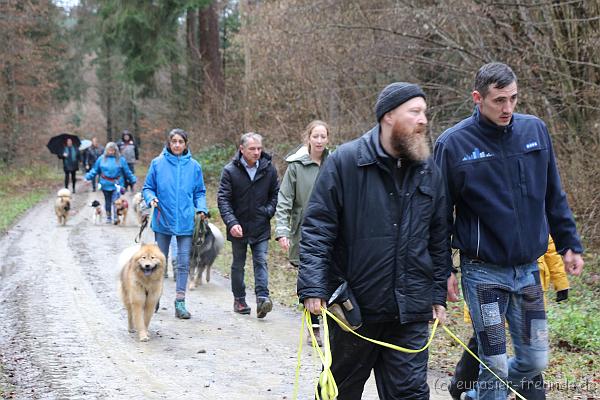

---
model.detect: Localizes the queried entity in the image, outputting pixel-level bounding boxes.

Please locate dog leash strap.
[295,307,525,400]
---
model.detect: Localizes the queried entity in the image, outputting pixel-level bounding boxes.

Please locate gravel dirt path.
[0,189,450,399]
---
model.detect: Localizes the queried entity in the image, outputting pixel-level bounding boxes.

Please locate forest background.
[1,0,599,395]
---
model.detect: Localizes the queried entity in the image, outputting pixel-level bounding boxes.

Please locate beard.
[390,121,431,161]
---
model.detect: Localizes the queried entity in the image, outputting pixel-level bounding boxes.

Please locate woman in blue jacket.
[143,129,207,319]
[85,142,137,223]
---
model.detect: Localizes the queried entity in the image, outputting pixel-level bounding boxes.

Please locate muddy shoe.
[233,298,251,315]
[256,297,273,319]
[174,299,191,319]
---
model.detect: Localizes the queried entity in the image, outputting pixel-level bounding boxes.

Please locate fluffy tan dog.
[132,192,146,225]
[54,188,72,225]
[114,197,129,226]
[119,244,166,342]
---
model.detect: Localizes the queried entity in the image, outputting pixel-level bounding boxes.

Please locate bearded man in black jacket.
[298,83,450,399]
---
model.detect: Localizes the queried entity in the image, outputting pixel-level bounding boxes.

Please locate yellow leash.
[294,306,526,400]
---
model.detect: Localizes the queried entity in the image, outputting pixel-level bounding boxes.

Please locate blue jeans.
[230,239,269,299]
[155,232,192,295]
[461,258,548,400]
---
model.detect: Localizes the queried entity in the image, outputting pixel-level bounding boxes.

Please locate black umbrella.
[47,133,81,158]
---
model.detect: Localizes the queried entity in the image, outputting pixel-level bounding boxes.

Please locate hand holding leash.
[304,298,326,315]
[432,304,447,325]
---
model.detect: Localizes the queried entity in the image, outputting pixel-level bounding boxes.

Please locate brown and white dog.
[114,197,129,226]
[54,188,72,226]
[118,244,166,342]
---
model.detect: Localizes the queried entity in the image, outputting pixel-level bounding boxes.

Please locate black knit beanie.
[375,82,426,122]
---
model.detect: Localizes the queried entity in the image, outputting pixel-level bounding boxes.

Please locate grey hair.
[105,142,120,157]
[240,132,263,147]
[474,62,517,97]
[168,128,188,143]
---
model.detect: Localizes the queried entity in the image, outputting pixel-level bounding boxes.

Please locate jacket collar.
[233,151,272,171]
[162,147,192,165]
[473,106,514,137]
[285,144,329,166]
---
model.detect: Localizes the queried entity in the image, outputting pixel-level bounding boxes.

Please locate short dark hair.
[474,62,517,97]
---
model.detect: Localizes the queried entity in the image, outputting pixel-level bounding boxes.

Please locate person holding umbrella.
[61,138,81,193]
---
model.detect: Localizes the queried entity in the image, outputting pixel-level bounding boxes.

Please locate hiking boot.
[256,297,273,319]
[233,298,251,315]
[308,326,323,347]
[174,299,191,319]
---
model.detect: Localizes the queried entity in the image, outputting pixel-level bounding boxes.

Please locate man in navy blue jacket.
[434,62,584,400]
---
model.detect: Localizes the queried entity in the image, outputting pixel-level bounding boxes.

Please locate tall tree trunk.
[1,62,17,165]
[240,0,251,131]
[187,8,201,109]
[105,43,114,143]
[198,1,224,95]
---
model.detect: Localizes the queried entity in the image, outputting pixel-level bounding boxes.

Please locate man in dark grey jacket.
[218,132,279,319]
[298,83,450,399]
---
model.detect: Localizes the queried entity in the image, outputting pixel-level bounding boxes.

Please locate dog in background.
[114,197,129,226]
[54,188,72,226]
[188,222,225,289]
[91,200,102,224]
[119,243,166,342]
[131,192,148,226]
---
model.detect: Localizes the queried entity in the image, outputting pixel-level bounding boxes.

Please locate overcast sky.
[54,0,80,10]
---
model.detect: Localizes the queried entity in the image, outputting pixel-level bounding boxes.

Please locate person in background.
[61,138,81,193]
[117,129,139,192]
[434,62,584,400]
[449,236,570,400]
[143,128,207,319]
[85,142,136,223]
[83,137,104,192]
[217,132,279,319]
[275,120,330,345]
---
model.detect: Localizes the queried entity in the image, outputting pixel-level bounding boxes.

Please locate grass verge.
[0,164,62,233]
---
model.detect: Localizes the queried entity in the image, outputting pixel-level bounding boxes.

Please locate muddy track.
[0,188,449,399]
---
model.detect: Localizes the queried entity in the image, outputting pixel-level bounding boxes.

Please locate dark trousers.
[102,190,114,215]
[326,320,429,400]
[451,334,546,400]
[64,171,76,192]
[125,163,135,191]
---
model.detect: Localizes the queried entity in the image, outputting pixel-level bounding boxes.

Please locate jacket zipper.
[476,217,480,258]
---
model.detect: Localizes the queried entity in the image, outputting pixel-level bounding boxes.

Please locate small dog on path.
[188,222,225,289]
[91,200,102,224]
[119,244,166,342]
[54,188,72,226]
[114,197,129,226]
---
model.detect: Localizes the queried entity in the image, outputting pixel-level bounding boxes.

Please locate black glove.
[556,289,569,302]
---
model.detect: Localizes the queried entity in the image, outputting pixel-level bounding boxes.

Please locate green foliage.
[194,143,236,184]
[547,267,600,352]
[0,164,60,232]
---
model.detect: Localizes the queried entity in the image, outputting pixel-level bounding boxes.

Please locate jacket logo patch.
[525,141,539,150]
[462,148,494,161]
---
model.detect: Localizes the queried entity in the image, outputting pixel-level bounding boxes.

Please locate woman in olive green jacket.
[275,120,329,344]
[275,120,330,265]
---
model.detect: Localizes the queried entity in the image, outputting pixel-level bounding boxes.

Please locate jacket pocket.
[410,185,434,238]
